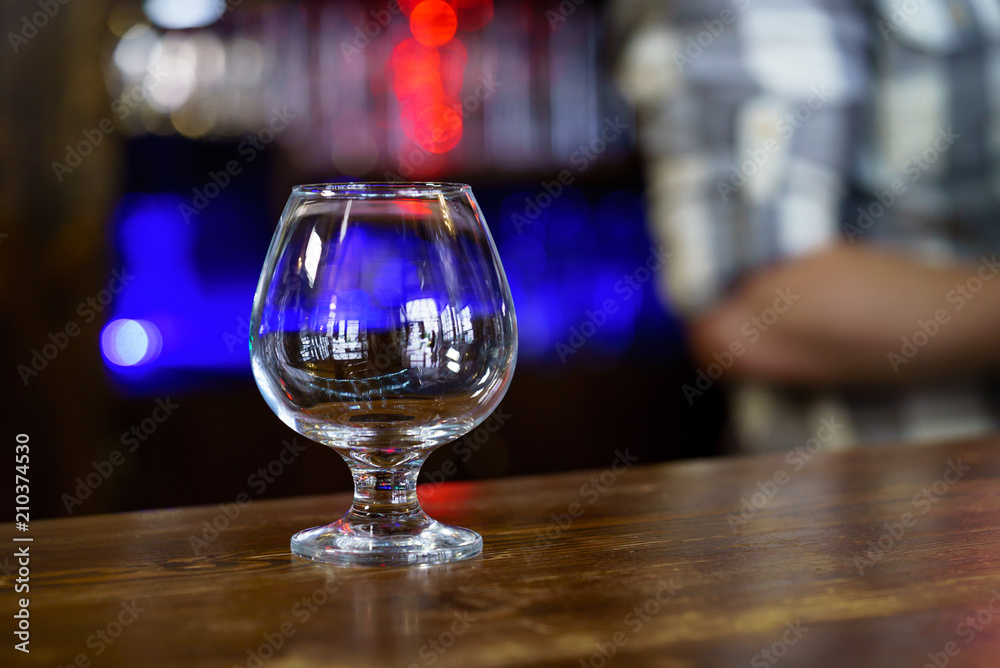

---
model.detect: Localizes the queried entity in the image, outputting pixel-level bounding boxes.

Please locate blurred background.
[2,0,725,519]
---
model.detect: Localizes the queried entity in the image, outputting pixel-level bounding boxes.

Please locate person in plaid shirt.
[613,0,1000,452]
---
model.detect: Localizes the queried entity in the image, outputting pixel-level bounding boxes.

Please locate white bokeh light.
[148,34,198,112]
[102,319,162,367]
[143,0,226,30]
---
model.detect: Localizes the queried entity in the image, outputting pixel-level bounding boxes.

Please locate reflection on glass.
[250,182,516,566]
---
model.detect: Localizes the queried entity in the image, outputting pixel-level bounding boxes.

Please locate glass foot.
[290,516,482,567]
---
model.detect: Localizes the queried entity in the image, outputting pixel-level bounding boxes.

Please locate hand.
[688,244,1000,387]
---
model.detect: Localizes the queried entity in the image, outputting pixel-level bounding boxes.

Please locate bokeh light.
[143,0,225,30]
[399,0,426,17]
[391,38,442,101]
[414,104,463,153]
[148,34,198,112]
[455,0,493,31]
[102,319,162,367]
[437,39,468,96]
[410,1,458,47]
[112,24,157,79]
[387,0,494,163]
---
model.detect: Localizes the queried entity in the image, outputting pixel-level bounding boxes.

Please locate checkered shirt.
[613,0,1000,451]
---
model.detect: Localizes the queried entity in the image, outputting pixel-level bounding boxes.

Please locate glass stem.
[345,458,427,521]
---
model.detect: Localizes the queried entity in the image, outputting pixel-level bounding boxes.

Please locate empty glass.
[250,183,517,566]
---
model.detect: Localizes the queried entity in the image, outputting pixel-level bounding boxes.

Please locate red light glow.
[437,39,467,96]
[384,0,490,163]
[394,200,434,216]
[399,0,428,17]
[390,38,441,101]
[410,0,458,47]
[455,0,493,31]
[414,104,462,153]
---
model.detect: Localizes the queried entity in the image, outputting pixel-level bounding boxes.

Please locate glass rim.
[292,182,471,198]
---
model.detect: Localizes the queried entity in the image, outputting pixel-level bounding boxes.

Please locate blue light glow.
[103,193,264,384]
[104,183,682,390]
[490,185,682,364]
[102,319,162,366]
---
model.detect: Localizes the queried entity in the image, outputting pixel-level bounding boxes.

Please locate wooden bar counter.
[6,436,1000,667]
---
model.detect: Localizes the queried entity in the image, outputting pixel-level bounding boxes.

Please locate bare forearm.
[688,247,1000,387]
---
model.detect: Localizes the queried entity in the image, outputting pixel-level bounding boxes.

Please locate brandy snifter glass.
[250,182,517,566]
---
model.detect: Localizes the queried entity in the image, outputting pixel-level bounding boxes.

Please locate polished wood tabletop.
[6,435,1000,667]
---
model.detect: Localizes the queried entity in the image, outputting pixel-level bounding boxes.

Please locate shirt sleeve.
[615,0,872,316]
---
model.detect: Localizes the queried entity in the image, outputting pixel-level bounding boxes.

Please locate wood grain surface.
[5,435,1000,667]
